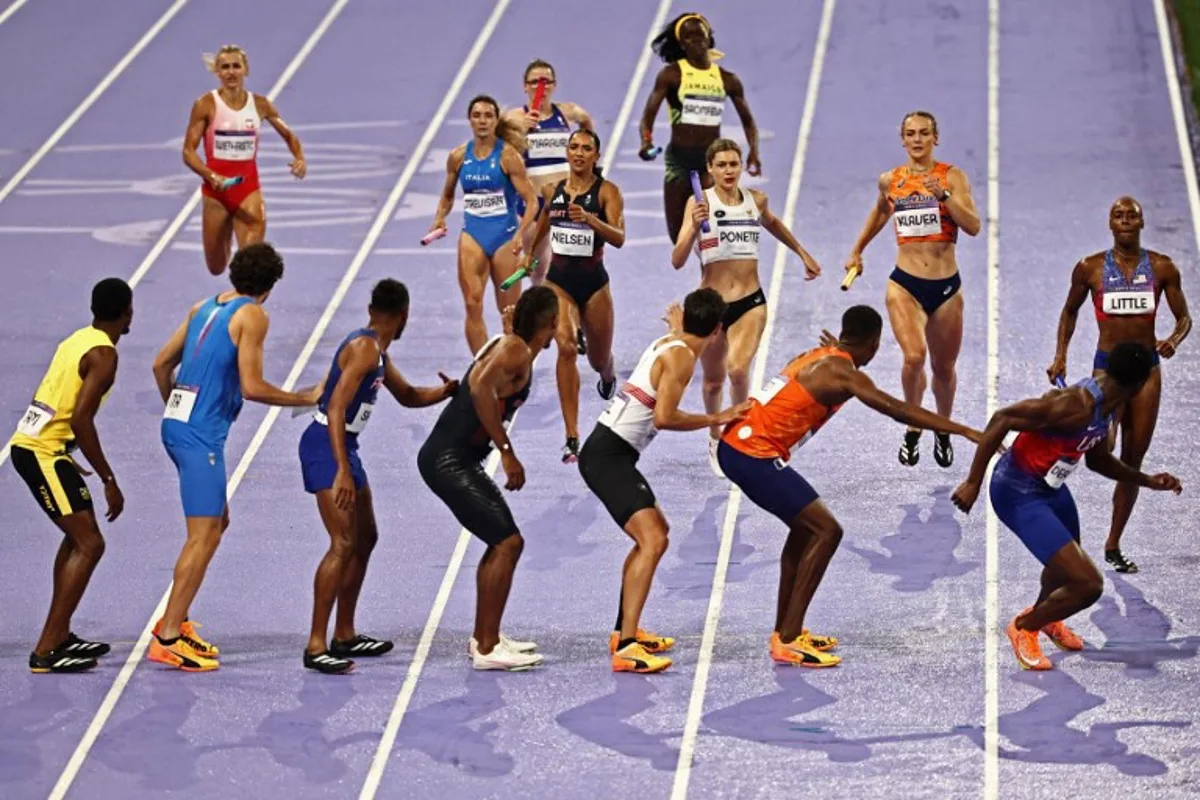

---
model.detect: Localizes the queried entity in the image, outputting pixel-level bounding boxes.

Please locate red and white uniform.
[200,89,262,212]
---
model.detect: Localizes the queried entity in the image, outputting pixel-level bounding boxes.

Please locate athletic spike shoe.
[61,632,111,658]
[329,634,394,658]
[1105,549,1139,574]
[770,634,841,668]
[609,628,675,654]
[155,619,219,659]
[472,640,543,671]
[468,634,538,658]
[801,629,839,651]
[29,647,97,674]
[899,430,921,466]
[576,327,588,356]
[1041,620,1085,651]
[612,641,672,673]
[562,436,580,464]
[933,432,954,468]
[597,375,617,400]
[147,636,219,672]
[304,650,355,675]
[709,438,726,478]
[1006,619,1052,670]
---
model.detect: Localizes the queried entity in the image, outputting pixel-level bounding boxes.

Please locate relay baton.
[531,77,548,112]
[841,265,862,291]
[643,145,663,158]
[220,175,244,190]
[500,257,538,291]
[688,171,710,234]
[421,227,447,246]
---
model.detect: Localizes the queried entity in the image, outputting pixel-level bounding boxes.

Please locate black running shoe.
[329,633,394,658]
[30,647,97,674]
[304,650,355,675]
[933,433,954,468]
[597,375,616,400]
[61,632,111,658]
[899,430,921,466]
[562,436,580,464]
[576,327,588,356]
[1105,549,1139,574]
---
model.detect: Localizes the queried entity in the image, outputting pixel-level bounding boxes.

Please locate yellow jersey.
[671,59,726,128]
[11,326,115,455]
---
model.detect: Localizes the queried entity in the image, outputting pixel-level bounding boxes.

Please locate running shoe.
[472,640,543,671]
[770,634,841,668]
[934,432,954,467]
[155,618,219,659]
[1041,620,1084,651]
[330,633,393,658]
[612,641,672,673]
[609,628,675,654]
[1105,548,1139,573]
[597,375,616,400]
[562,436,580,464]
[29,645,97,674]
[468,633,538,658]
[60,632,111,658]
[304,650,355,675]
[709,438,726,478]
[899,430,921,466]
[147,636,219,672]
[1006,618,1051,670]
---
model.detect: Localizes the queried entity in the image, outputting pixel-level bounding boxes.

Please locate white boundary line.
[669,1,836,797]
[983,0,1001,797]
[44,3,355,798]
[355,1,675,797]
[0,0,188,205]
[1154,0,1200,258]
[0,0,29,28]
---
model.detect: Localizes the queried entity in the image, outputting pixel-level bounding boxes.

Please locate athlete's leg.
[885,280,931,410]
[457,232,492,354]
[700,329,729,437]
[776,500,843,643]
[158,510,229,640]
[1015,541,1103,631]
[34,512,106,656]
[201,197,236,276]
[775,523,810,634]
[925,292,964,417]
[617,506,670,644]
[548,280,582,443]
[724,304,768,407]
[580,282,616,386]
[664,177,694,243]
[1104,368,1162,563]
[333,484,379,642]
[231,189,267,248]
[473,532,525,654]
[308,488,356,655]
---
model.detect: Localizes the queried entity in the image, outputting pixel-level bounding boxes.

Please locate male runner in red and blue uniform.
[954,342,1182,670]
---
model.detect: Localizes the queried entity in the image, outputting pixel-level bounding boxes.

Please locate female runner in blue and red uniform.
[182,45,307,276]
[1047,196,1192,573]
[953,342,1182,671]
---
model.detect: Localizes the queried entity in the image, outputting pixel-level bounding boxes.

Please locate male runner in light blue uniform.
[149,242,319,671]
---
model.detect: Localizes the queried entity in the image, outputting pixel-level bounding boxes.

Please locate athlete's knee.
[726,362,751,389]
[463,292,485,321]
[329,530,356,561]
[902,347,927,373]
[76,530,106,562]
[555,330,579,360]
[812,517,843,547]
[930,357,957,384]
[1076,570,1104,607]
[495,531,524,560]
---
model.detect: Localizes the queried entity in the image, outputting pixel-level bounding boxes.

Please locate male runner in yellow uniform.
[10,277,132,673]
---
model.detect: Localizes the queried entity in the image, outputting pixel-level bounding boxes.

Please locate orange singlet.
[721,346,854,461]
[887,163,958,245]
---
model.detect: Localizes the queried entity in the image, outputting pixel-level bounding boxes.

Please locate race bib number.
[464,190,508,218]
[526,131,569,161]
[163,386,198,423]
[347,402,374,435]
[212,131,256,162]
[1044,458,1080,489]
[1102,291,1155,316]
[550,223,594,257]
[16,401,55,437]
[680,96,724,127]
[716,221,760,259]
[892,198,942,238]
[752,375,789,405]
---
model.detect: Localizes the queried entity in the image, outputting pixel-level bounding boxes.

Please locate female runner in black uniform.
[417,286,559,671]
[527,130,625,463]
[637,12,760,243]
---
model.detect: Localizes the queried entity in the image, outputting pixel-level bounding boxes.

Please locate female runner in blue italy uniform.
[431,95,539,356]
[297,279,458,674]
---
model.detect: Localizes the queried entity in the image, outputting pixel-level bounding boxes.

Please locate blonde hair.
[203,45,249,76]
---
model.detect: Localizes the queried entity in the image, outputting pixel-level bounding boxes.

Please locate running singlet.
[670,59,725,128]
[162,295,255,447]
[1094,249,1158,321]
[426,336,531,462]
[597,336,691,452]
[524,104,572,178]
[697,186,760,266]
[204,90,261,176]
[1001,378,1114,490]
[548,177,606,266]
[721,346,854,462]
[11,327,115,455]
[888,163,958,244]
[459,140,518,222]
[311,328,387,440]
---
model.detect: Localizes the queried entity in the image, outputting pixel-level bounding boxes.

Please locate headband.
[674,14,725,61]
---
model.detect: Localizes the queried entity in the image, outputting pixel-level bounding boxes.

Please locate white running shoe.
[708,437,726,478]
[471,639,544,671]
[467,633,538,658]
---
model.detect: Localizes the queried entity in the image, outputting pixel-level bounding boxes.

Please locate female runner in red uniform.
[183,45,307,276]
[1047,197,1191,572]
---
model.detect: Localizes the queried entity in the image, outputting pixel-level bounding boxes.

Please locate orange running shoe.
[1041,620,1084,651]
[801,628,838,651]
[612,642,672,673]
[608,628,675,654]
[1006,619,1052,670]
[770,633,841,668]
[154,619,219,659]
[147,637,218,672]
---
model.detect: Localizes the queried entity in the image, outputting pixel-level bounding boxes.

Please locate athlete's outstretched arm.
[258,96,306,179]
[755,190,819,279]
[235,305,320,407]
[844,172,893,276]
[652,347,748,431]
[1156,255,1192,358]
[671,196,704,269]
[73,346,123,521]
[560,101,594,131]
[725,71,760,176]
[181,95,220,189]
[1085,446,1183,492]
[469,340,528,490]
[325,337,379,499]
[383,359,457,408]
[431,146,465,234]
[834,365,982,441]
[637,66,674,155]
[940,167,980,236]
[1048,259,1091,382]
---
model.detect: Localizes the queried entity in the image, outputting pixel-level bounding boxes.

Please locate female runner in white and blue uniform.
[298,279,457,674]
[431,95,539,356]
[505,59,594,288]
